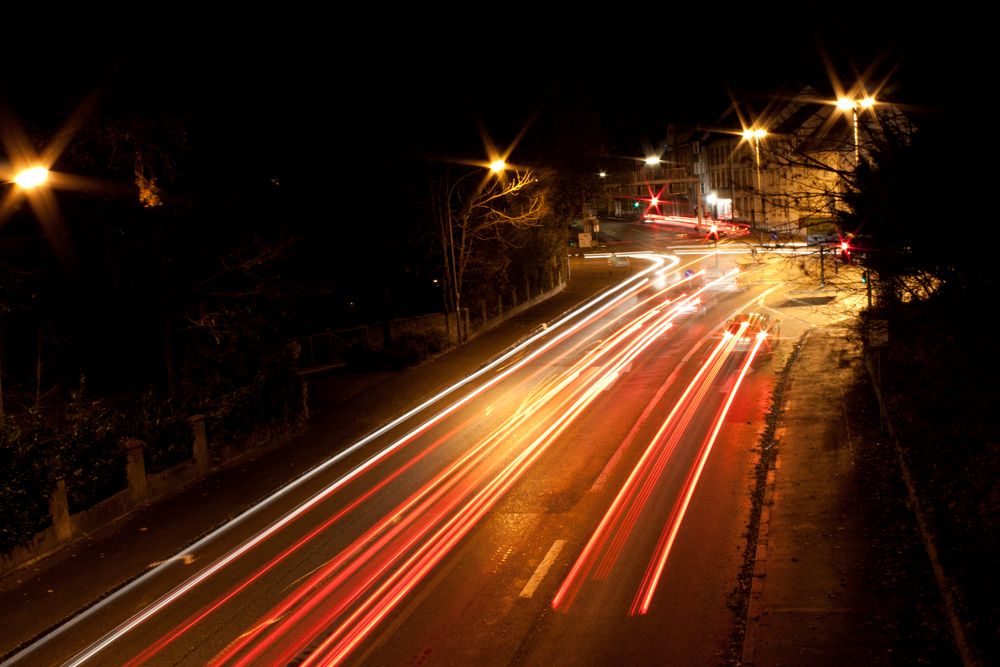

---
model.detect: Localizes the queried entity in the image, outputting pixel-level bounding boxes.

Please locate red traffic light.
[840,240,851,263]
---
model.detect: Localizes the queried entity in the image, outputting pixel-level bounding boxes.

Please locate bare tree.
[185,234,299,345]
[430,167,547,343]
[736,89,915,236]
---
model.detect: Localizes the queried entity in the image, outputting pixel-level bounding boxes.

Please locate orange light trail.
[123,418,474,667]
[296,309,686,665]
[53,255,764,667]
[549,282,779,614]
[593,327,739,580]
[57,261,667,667]
[203,264,692,665]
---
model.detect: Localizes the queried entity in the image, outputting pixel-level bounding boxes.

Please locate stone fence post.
[189,415,209,474]
[123,438,147,504]
[49,478,71,541]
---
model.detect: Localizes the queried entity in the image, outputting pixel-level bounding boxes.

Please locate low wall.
[3,279,568,575]
[1,416,216,576]
[478,282,566,336]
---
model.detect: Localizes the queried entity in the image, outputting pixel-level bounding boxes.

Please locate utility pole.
[728,140,738,224]
[694,179,705,233]
[819,244,825,287]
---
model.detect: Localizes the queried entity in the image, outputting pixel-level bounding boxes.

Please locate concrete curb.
[737,327,811,666]
[741,433,780,667]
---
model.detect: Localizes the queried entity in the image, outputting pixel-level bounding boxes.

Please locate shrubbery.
[61,399,128,514]
[0,345,306,554]
[847,119,999,665]
[863,301,1000,666]
[207,352,305,449]
[344,331,449,371]
[137,390,195,475]
[0,414,56,553]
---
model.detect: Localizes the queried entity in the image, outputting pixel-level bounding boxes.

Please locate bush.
[345,331,449,371]
[135,390,194,474]
[207,348,305,451]
[865,295,1000,666]
[0,414,56,553]
[61,399,127,514]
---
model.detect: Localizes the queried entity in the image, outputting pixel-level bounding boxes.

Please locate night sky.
[0,9,986,292]
[3,9,981,169]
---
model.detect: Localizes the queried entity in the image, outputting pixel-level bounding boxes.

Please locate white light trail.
[22,255,671,667]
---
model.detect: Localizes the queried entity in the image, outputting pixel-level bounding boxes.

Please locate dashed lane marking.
[519,540,566,598]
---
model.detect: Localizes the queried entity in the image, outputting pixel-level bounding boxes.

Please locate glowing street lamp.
[740,128,768,229]
[836,95,876,164]
[489,159,506,174]
[741,127,767,178]
[644,156,661,166]
[13,166,49,189]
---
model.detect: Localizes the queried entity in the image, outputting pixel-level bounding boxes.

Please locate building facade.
[608,86,912,237]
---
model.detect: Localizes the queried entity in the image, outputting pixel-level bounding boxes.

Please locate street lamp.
[836,95,876,164]
[1,165,52,224]
[13,166,49,189]
[442,160,521,343]
[741,128,767,230]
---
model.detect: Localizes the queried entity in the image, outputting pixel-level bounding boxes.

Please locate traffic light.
[840,240,851,263]
[861,271,868,283]
[706,222,720,242]
[633,200,640,208]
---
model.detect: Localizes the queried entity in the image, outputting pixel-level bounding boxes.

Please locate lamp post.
[441,160,512,343]
[1,166,50,417]
[643,157,661,226]
[741,128,767,231]
[836,95,876,164]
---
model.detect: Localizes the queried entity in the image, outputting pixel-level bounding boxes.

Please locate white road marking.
[519,540,566,598]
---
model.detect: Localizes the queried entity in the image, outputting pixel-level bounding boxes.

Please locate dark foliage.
[843,116,995,311]
[185,335,305,451]
[0,65,311,552]
[61,398,128,514]
[0,414,55,553]
[138,390,194,475]
[847,116,999,665]
[343,331,449,372]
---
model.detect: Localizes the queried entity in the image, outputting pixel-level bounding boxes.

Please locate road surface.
[8,243,815,666]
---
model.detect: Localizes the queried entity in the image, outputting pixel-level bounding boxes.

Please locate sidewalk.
[741,328,961,666]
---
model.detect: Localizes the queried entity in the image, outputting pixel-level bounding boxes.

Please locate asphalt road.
[5,225,843,666]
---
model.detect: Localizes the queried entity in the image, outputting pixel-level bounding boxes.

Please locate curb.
[740,431,781,667]
[736,327,811,666]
